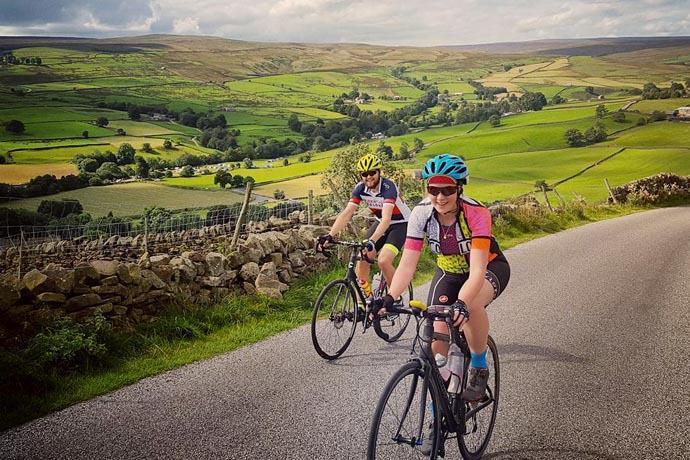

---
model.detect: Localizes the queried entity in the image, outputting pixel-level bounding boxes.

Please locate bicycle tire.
[457,335,500,459]
[310,279,359,360]
[367,361,442,459]
[373,282,414,343]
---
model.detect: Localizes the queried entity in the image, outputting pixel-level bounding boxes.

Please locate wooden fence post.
[231,182,253,250]
[604,178,618,204]
[541,184,554,212]
[143,216,149,254]
[17,229,24,278]
[307,189,314,225]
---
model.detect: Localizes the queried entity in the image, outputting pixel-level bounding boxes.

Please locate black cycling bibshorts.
[365,221,407,256]
[426,254,510,307]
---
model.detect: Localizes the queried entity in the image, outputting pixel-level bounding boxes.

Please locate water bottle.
[371,273,382,297]
[446,344,464,394]
[435,353,451,382]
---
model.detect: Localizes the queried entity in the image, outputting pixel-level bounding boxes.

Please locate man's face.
[361,169,380,188]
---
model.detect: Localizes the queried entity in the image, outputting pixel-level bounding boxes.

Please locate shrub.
[273,189,286,199]
[5,119,25,134]
[37,199,83,218]
[179,165,195,177]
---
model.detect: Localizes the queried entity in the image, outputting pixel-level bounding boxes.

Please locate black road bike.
[367,301,499,460]
[310,240,413,360]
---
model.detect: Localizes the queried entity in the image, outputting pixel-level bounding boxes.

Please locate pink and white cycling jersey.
[404,196,502,271]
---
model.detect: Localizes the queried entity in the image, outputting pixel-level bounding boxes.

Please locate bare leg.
[377,247,396,286]
[462,278,495,354]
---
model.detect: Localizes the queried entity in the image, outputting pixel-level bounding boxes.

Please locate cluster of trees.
[641,82,687,100]
[564,123,608,147]
[199,126,240,151]
[470,81,508,100]
[178,109,227,130]
[4,119,25,134]
[0,53,42,65]
[213,169,255,189]
[0,174,90,199]
[390,67,436,91]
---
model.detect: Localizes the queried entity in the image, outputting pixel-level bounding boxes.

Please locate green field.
[1,37,690,213]
[5,182,245,217]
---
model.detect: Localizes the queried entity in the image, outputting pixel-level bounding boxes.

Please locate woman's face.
[428,184,459,215]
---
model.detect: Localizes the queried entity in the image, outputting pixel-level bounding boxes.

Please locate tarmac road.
[2,206,689,459]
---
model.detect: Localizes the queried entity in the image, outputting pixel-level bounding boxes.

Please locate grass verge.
[0,200,676,430]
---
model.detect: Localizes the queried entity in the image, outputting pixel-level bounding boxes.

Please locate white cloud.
[1,0,690,45]
[172,17,200,34]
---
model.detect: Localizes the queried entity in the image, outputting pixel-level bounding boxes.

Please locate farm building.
[372,132,386,140]
[675,107,690,120]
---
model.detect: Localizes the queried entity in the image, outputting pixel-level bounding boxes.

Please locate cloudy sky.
[1,0,689,46]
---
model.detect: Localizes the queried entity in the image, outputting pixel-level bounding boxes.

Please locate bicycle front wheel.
[311,279,358,360]
[374,282,414,343]
[457,335,500,459]
[367,361,441,459]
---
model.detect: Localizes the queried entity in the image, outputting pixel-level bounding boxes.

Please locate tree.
[273,189,286,199]
[243,157,254,169]
[96,162,127,181]
[163,139,173,150]
[282,158,289,166]
[595,104,608,119]
[489,115,500,127]
[95,117,109,127]
[299,151,313,163]
[135,156,150,178]
[82,130,89,138]
[287,113,302,132]
[79,157,99,173]
[584,123,607,144]
[116,128,126,136]
[398,141,411,160]
[376,141,393,159]
[551,94,565,104]
[116,143,136,165]
[214,169,232,188]
[612,111,626,123]
[180,165,195,177]
[141,142,153,153]
[128,108,141,121]
[413,137,424,153]
[565,128,585,147]
[5,119,25,134]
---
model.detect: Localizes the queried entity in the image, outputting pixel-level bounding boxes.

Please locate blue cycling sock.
[470,350,488,369]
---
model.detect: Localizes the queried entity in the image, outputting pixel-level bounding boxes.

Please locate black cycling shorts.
[426,255,510,307]
[365,221,407,256]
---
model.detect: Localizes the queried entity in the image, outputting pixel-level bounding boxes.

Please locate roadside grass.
[0,199,670,431]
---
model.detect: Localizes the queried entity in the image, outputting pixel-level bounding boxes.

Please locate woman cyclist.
[378,154,510,401]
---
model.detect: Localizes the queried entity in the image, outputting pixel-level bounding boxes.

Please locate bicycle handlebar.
[384,301,461,322]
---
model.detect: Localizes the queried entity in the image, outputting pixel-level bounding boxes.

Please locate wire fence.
[1,188,329,276]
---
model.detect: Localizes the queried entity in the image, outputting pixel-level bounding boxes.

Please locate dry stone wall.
[0,224,333,345]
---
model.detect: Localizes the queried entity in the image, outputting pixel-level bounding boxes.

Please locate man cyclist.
[316,153,411,297]
[377,154,510,403]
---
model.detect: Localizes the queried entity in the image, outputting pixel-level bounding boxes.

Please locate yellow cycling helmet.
[356,154,383,173]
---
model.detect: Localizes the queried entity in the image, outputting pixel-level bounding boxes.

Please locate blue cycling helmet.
[421,154,469,183]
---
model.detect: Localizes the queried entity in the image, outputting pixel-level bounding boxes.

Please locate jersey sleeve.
[403,201,430,251]
[462,199,492,251]
[350,182,365,205]
[380,179,398,205]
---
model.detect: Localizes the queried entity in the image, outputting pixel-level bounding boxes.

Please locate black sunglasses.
[361,170,379,178]
[427,186,458,197]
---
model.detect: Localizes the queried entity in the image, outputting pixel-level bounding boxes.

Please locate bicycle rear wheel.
[311,279,358,360]
[367,361,441,459]
[373,282,414,343]
[457,335,500,459]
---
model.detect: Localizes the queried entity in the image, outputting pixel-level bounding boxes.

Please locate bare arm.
[369,203,394,242]
[388,248,422,299]
[457,246,489,304]
[329,204,357,237]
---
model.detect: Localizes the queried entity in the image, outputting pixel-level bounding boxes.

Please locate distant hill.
[443,36,690,56]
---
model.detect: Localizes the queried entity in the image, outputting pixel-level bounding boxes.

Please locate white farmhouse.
[676,107,690,120]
